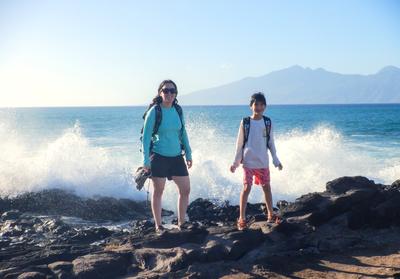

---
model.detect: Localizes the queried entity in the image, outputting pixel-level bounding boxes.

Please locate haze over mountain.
[180,66,400,105]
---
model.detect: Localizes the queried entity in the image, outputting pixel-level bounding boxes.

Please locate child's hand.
[278,163,283,171]
[230,165,237,173]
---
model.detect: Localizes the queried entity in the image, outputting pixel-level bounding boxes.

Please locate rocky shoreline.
[1,176,400,278]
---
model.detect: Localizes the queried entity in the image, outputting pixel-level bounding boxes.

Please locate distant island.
[180,65,400,105]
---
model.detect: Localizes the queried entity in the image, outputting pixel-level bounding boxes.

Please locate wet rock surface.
[1,176,400,278]
[0,189,153,222]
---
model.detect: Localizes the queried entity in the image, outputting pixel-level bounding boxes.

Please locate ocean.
[1,104,399,210]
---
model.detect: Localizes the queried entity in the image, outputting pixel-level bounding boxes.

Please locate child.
[230,92,283,230]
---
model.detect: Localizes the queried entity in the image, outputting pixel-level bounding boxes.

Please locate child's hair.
[250,92,266,106]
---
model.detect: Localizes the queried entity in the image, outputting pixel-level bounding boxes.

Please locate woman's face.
[160,83,177,105]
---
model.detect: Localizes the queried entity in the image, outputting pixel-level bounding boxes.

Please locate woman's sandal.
[267,214,282,224]
[177,222,191,231]
[155,225,167,236]
[237,218,247,231]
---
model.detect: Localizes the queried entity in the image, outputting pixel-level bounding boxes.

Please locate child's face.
[251,101,266,114]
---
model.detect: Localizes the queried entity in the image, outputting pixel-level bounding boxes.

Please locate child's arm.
[231,120,244,171]
[268,123,282,169]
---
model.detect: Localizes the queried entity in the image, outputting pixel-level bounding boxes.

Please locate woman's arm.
[181,112,192,161]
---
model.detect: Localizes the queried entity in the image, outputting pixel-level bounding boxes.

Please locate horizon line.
[1,102,399,109]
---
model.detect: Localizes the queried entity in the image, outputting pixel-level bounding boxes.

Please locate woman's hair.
[250,92,266,106]
[157,79,178,95]
[144,80,179,118]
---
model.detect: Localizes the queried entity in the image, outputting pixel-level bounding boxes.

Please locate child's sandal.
[237,218,247,231]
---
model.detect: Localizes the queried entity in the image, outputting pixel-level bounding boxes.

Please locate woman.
[142,80,192,234]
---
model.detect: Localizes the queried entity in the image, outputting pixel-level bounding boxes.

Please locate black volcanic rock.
[1,210,22,221]
[0,189,152,221]
[389,179,400,191]
[1,176,400,278]
[187,198,267,223]
[281,192,326,218]
[326,176,378,194]
[72,252,131,279]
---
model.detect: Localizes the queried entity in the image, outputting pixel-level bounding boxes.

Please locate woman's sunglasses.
[161,88,177,94]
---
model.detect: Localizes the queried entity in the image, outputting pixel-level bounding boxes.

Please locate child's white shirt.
[233,118,281,169]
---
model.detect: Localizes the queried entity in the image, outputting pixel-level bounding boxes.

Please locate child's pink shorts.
[243,167,270,186]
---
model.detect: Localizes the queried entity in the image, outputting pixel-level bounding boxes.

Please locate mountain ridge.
[180,66,400,104]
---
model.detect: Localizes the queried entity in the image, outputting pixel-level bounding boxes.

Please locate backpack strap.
[263,116,271,149]
[149,105,162,152]
[174,103,184,130]
[241,117,251,163]
[152,104,162,136]
[242,116,251,149]
[140,104,162,153]
[173,103,185,154]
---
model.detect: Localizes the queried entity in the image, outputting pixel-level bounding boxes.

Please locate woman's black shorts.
[150,153,189,180]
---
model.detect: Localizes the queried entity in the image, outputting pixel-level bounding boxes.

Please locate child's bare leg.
[261,183,274,218]
[239,183,252,221]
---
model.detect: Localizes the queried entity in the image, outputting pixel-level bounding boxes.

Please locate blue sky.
[0,0,399,106]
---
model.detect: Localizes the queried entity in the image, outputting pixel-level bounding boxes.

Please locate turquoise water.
[1,104,399,209]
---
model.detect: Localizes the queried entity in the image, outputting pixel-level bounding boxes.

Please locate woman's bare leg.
[172,176,191,226]
[151,177,166,228]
